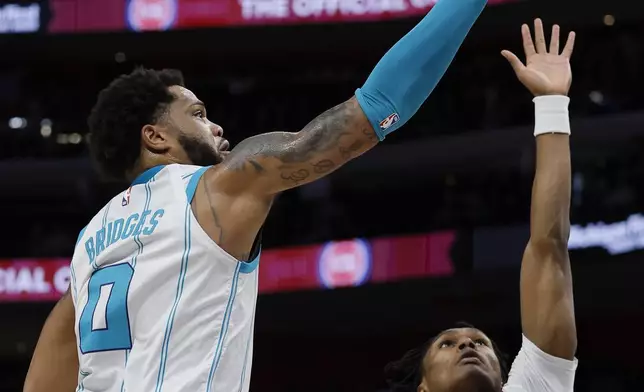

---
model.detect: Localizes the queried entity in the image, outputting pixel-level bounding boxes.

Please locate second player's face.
[419,328,502,392]
[166,85,230,166]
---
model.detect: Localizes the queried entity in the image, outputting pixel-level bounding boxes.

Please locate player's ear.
[141,124,171,153]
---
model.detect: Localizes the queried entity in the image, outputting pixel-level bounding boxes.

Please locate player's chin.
[453,365,500,391]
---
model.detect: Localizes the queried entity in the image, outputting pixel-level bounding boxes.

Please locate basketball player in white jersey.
[23,1,491,391]
[384,20,577,392]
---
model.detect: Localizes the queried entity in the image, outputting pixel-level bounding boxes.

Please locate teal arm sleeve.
[355,0,487,140]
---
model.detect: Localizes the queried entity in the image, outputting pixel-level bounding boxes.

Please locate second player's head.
[385,323,508,392]
[88,68,229,181]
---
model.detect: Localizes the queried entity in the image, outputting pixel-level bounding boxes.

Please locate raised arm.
[217,97,375,193]
[503,19,577,360]
[24,289,79,392]
[213,0,488,196]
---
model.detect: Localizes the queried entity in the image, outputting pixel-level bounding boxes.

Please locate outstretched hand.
[502,19,575,97]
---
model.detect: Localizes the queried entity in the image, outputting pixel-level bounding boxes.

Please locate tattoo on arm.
[248,159,265,174]
[362,126,377,143]
[311,159,335,174]
[280,169,310,186]
[222,97,376,188]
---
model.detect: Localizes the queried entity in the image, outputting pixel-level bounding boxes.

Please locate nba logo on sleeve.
[126,0,177,32]
[122,188,132,206]
[318,239,372,289]
[379,113,400,130]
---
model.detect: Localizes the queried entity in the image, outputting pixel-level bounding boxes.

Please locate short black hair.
[88,68,185,180]
[384,322,509,392]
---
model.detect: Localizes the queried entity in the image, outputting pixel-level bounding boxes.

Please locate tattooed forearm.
[247,159,265,173]
[339,138,366,160]
[280,169,310,186]
[278,160,335,186]
[221,96,377,192]
[311,159,335,174]
[362,126,377,142]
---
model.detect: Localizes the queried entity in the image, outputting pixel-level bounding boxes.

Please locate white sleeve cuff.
[503,335,578,392]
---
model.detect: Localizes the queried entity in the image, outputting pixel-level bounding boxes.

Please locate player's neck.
[124,161,164,183]
[448,380,499,392]
[127,154,188,182]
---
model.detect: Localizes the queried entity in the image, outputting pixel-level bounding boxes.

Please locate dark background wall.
[0,0,643,390]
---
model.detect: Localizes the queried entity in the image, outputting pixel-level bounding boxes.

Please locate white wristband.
[533,95,571,137]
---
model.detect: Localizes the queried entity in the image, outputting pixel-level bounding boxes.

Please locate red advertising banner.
[0,0,515,34]
[0,259,71,302]
[259,231,455,293]
[0,231,455,302]
[156,0,513,31]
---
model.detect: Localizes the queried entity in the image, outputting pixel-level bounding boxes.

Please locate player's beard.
[178,133,224,166]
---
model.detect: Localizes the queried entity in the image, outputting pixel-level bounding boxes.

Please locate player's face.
[166,85,229,166]
[419,328,502,392]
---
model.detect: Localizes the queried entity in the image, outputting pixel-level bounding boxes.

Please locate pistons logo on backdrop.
[318,239,372,289]
[127,0,177,32]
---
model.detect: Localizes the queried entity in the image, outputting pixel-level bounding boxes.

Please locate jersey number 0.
[79,263,134,353]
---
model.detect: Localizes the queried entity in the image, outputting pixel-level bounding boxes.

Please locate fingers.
[521,24,536,57]
[524,19,574,58]
[534,18,547,53]
[549,24,560,54]
[562,31,576,58]
[501,50,526,74]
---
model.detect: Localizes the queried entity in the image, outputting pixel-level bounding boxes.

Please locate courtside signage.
[126,0,177,31]
[15,0,514,34]
[0,231,455,301]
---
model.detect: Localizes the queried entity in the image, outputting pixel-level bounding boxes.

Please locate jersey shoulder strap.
[162,164,211,203]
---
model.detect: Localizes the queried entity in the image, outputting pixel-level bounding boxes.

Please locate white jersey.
[70,164,260,392]
[503,335,578,392]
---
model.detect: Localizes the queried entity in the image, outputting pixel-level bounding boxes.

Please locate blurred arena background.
[0,0,643,390]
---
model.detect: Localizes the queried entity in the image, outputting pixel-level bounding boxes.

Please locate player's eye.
[474,339,488,346]
[439,340,454,349]
[194,110,205,119]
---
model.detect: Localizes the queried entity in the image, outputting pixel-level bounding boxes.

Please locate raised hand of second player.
[501,18,576,97]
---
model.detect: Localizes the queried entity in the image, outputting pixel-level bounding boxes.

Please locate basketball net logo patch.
[379,113,400,130]
[126,0,177,32]
[318,239,372,289]
[122,187,132,206]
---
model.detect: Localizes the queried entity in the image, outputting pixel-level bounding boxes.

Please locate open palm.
[502,19,576,96]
